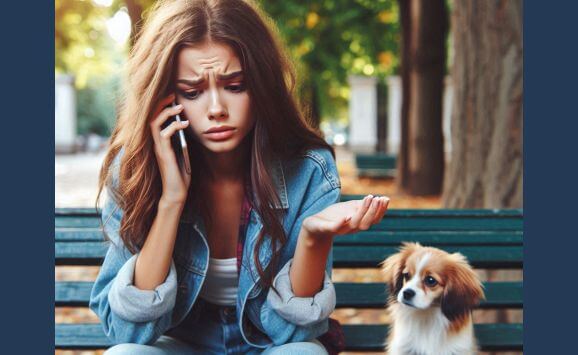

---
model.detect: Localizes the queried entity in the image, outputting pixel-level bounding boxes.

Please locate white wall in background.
[55,74,76,153]
[348,75,377,152]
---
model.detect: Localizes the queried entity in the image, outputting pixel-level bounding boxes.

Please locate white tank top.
[199,257,239,306]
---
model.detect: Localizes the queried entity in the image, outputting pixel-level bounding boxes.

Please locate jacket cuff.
[108,253,178,322]
[266,258,336,327]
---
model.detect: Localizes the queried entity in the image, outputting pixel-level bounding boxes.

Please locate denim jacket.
[89,147,342,348]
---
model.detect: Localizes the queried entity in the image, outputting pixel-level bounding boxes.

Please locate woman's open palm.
[302,195,390,238]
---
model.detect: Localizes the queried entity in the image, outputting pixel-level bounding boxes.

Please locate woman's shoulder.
[283,146,341,193]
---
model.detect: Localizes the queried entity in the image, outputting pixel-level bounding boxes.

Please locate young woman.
[90,0,390,354]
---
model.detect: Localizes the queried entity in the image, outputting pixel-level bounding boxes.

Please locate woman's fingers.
[359,196,381,230]
[151,104,184,131]
[150,105,186,151]
[373,197,390,224]
[349,195,373,228]
[160,119,189,139]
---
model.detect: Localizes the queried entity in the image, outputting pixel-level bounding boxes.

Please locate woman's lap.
[104,335,203,355]
[261,339,328,355]
[104,336,327,355]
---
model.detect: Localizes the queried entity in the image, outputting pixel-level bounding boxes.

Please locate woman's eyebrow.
[176,71,244,86]
[217,70,243,80]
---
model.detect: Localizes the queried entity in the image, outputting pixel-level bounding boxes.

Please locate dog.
[380,242,485,355]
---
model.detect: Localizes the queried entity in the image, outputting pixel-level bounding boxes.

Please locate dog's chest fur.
[387,304,476,355]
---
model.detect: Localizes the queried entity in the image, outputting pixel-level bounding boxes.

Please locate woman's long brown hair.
[95,0,334,290]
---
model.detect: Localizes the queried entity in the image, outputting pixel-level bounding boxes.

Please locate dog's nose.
[403,289,416,300]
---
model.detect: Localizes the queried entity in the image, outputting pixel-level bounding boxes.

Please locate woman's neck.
[200,142,250,183]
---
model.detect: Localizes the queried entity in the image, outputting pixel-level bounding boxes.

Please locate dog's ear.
[441,253,485,322]
[381,243,421,300]
[380,252,407,299]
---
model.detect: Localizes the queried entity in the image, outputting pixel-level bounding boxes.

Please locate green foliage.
[259,0,400,121]
[56,0,122,87]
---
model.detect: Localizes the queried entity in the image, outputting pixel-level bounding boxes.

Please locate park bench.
[55,197,523,352]
[355,153,397,178]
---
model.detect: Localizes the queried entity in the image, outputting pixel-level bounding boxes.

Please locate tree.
[260,0,400,124]
[397,0,448,196]
[442,0,523,208]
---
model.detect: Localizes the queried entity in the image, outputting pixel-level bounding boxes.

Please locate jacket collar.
[268,157,289,210]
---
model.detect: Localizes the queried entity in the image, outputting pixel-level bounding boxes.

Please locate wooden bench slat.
[55,323,523,351]
[333,246,522,268]
[56,281,523,309]
[56,229,523,245]
[55,209,523,232]
[56,324,110,349]
[56,229,104,242]
[55,243,523,268]
[333,231,523,245]
[56,281,93,307]
[56,215,523,231]
[334,282,523,308]
[56,242,108,266]
[341,323,523,351]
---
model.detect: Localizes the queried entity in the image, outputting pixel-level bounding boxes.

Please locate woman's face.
[175,41,254,154]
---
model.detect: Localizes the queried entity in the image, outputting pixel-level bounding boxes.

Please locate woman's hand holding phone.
[150,94,192,205]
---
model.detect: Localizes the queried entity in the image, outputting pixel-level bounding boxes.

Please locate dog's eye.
[402,272,411,281]
[424,276,438,287]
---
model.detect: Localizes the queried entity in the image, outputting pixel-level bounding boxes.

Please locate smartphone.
[162,101,191,175]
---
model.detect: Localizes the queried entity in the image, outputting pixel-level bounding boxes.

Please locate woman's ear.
[441,253,485,322]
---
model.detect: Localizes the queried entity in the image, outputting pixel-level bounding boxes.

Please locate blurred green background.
[55,0,401,136]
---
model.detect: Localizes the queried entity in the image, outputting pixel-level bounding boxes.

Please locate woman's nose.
[208,88,228,120]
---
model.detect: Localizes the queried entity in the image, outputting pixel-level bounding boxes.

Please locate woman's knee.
[104,343,151,355]
[103,336,195,355]
[263,340,328,355]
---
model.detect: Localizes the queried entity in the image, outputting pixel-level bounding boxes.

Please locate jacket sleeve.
[88,152,178,345]
[260,185,340,344]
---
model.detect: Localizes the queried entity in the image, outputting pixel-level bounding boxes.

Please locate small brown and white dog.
[380,243,485,355]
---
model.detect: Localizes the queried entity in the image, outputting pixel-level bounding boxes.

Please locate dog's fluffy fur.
[381,243,484,355]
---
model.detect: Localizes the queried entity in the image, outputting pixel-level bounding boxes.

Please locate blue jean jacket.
[89,147,341,348]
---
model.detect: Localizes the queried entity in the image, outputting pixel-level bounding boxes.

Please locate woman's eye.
[183,90,201,99]
[226,83,246,93]
[424,276,438,287]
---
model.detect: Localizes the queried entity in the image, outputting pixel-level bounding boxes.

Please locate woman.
[90,0,390,354]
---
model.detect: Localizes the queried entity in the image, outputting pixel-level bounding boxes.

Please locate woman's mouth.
[203,127,236,141]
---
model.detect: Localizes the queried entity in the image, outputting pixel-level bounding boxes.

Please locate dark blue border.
[0,0,574,353]
[0,1,54,353]
[525,0,578,353]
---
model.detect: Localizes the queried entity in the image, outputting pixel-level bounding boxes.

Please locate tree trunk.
[397,0,447,196]
[442,0,523,208]
[397,0,411,190]
[445,3,523,347]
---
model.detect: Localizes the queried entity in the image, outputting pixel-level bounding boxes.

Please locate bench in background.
[355,153,397,178]
[55,200,523,352]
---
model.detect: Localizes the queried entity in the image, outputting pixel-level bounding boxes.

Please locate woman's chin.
[201,139,241,154]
